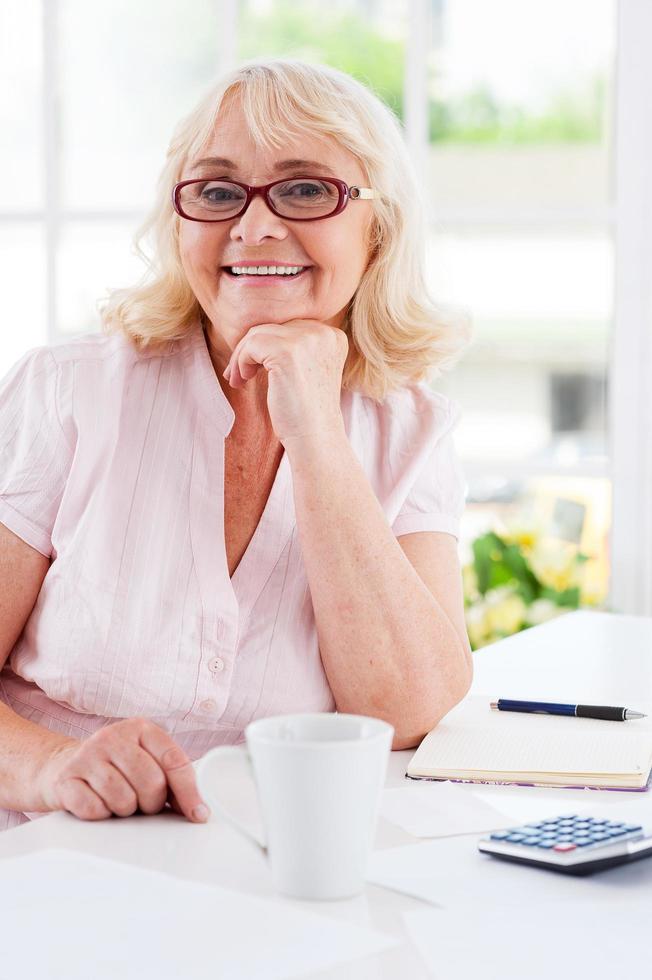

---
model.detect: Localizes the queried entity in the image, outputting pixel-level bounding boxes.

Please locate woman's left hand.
[223,320,349,446]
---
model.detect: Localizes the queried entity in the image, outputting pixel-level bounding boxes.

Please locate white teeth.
[229,265,305,276]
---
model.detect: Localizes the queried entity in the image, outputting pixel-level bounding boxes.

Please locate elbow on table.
[391,654,473,751]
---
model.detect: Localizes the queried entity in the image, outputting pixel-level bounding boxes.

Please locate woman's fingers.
[37,719,210,824]
[137,725,209,823]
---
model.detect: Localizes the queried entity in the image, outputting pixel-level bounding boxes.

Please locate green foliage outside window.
[463,527,605,650]
[238,1,405,118]
[238,1,606,145]
[429,75,606,144]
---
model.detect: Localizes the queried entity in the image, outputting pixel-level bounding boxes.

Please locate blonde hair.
[99,58,471,401]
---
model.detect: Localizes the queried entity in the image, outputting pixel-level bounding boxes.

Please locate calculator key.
[575,838,595,846]
[624,825,643,832]
[605,821,625,828]
[607,829,628,837]
[553,843,577,852]
[535,840,556,849]
[523,837,542,845]
[490,831,511,839]
[556,836,574,842]
[589,819,608,825]
[589,833,610,841]
[574,822,591,829]
[506,834,527,842]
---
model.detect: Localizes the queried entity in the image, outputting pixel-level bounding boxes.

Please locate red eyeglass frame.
[171,175,373,222]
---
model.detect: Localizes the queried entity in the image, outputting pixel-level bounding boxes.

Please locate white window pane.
[428,0,616,211]
[0,224,46,376]
[428,145,611,215]
[56,223,145,337]
[427,230,613,320]
[439,362,607,465]
[429,230,611,466]
[0,0,42,211]
[59,0,222,210]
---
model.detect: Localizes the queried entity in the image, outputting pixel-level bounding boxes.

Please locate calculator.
[478,814,652,875]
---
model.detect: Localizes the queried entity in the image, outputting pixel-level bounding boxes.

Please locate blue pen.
[490,699,647,722]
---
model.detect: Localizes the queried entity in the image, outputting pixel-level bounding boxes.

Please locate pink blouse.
[0,320,465,831]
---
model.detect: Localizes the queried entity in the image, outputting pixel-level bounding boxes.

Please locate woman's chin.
[216,305,319,329]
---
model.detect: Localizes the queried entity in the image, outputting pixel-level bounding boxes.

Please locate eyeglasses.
[172,175,379,222]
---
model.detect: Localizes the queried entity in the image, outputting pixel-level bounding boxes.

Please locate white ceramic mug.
[195,712,394,900]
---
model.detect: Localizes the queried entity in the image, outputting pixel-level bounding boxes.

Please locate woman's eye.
[203,187,238,201]
[282,182,325,197]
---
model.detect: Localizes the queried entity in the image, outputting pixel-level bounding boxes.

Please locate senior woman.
[0,59,472,832]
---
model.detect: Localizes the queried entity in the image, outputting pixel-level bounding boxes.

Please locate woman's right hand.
[35,718,211,824]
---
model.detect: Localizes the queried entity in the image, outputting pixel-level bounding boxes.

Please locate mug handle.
[194,745,267,854]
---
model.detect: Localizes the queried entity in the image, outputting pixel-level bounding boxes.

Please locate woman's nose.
[229,194,288,244]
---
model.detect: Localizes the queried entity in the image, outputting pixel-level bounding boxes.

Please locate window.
[4,0,648,626]
[422,0,616,639]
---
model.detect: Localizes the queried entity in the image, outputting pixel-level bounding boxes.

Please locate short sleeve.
[390,398,466,540]
[0,347,74,557]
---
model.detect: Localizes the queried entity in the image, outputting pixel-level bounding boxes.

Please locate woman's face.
[178,99,374,361]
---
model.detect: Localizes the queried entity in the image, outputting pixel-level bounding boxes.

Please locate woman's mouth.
[222,264,311,281]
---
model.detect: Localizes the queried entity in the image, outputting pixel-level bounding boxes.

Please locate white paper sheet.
[381,782,533,837]
[367,833,652,907]
[403,898,648,980]
[0,849,396,980]
[382,775,652,838]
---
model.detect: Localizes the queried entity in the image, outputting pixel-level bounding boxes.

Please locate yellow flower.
[575,557,608,607]
[462,564,480,602]
[465,601,490,649]
[484,587,528,636]
[502,520,545,555]
[528,540,581,593]
[525,598,564,627]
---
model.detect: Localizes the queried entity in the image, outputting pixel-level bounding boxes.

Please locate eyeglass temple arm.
[349,187,380,200]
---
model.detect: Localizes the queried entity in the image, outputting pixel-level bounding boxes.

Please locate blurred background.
[2,0,650,645]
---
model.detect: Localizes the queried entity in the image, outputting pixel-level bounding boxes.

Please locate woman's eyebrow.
[188,156,337,176]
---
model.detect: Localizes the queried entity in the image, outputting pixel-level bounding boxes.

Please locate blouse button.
[208,657,225,673]
[199,698,217,712]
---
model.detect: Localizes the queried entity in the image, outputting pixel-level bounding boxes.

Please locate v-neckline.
[228,445,291,589]
[189,321,297,615]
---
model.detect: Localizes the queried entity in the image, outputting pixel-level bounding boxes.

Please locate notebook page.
[409,696,652,776]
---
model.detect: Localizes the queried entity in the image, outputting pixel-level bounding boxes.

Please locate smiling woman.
[99,58,469,398]
[0,59,473,833]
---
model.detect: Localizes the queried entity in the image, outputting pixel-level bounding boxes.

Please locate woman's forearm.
[0,700,78,812]
[284,425,472,748]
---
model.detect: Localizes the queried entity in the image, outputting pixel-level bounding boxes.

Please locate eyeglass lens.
[178,178,340,220]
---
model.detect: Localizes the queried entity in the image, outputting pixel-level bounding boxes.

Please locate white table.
[2,609,651,978]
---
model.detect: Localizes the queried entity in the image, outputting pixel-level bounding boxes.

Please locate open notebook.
[406,697,652,790]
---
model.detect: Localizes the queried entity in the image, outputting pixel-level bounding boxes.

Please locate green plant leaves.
[472,531,540,602]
